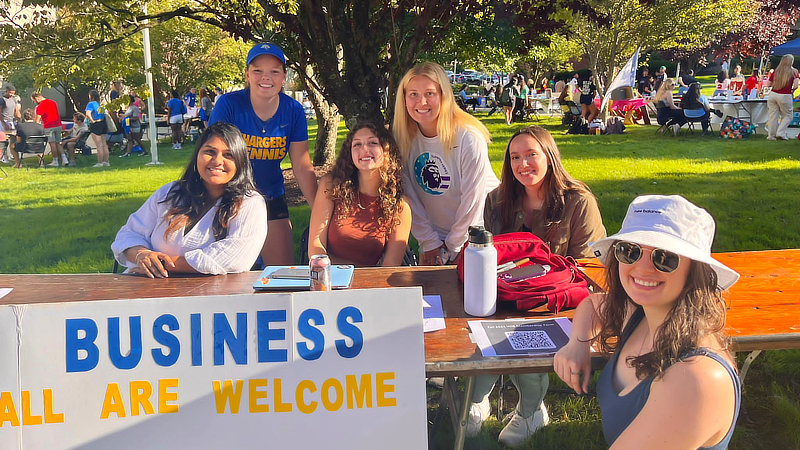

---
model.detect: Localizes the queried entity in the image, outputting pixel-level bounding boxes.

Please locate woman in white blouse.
[112,122,268,277]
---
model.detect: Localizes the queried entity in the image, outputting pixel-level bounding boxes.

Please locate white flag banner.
[601,47,641,112]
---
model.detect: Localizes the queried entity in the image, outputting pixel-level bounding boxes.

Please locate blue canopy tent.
[771,37,800,56]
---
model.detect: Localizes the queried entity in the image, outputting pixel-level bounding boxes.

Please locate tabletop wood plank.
[2,249,799,375]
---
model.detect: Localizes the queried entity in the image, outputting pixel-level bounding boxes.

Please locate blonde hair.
[392,62,490,162]
[654,78,676,103]
[773,54,796,91]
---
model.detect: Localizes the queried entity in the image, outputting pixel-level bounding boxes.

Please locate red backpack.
[457,232,591,313]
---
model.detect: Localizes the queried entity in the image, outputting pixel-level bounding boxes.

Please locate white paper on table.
[422,294,446,332]
[468,317,573,357]
[0,288,11,300]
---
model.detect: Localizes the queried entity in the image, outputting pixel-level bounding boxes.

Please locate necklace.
[357,191,376,210]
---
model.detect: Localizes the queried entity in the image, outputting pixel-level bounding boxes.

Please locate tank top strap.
[619,307,645,346]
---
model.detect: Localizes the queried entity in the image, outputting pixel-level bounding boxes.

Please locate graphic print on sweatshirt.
[413,152,451,195]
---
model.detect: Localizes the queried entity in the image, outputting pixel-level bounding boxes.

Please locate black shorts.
[89,120,107,135]
[579,95,595,106]
[266,194,290,221]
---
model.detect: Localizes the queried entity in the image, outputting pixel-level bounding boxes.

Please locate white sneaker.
[103,161,110,167]
[673,124,681,136]
[766,136,777,141]
[498,403,550,447]
[176,143,182,149]
[465,397,491,437]
[1,156,10,164]
[47,160,60,167]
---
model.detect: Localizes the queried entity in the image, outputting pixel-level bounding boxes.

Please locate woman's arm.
[288,140,318,209]
[111,183,174,276]
[381,198,412,267]
[553,293,605,394]
[566,194,607,258]
[443,130,495,257]
[181,193,268,274]
[402,169,444,262]
[307,175,335,258]
[666,94,680,110]
[610,357,736,449]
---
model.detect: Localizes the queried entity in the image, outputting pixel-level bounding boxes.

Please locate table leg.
[739,350,762,384]
[449,375,476,450]
[640,106,651,125]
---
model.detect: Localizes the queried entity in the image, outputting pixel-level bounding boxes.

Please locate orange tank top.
[327,194,387,266]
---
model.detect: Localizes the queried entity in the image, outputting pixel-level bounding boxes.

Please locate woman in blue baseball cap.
[209,42,318,265]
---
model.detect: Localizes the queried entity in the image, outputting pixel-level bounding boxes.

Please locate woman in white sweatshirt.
[112,122,267,277]
[392,62,499,265]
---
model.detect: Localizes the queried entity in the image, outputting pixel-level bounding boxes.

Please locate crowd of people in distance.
[108,41,746,449]
[0,79,226,167]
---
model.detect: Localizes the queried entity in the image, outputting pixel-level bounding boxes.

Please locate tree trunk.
[302,63,339,167]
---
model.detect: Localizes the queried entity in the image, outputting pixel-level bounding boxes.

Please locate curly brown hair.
[593,242,730,380]
[328,122,404,234]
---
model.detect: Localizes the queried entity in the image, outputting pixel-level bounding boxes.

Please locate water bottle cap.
[468,226,493,245]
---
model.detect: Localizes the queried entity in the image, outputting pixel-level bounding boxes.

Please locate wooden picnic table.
[2,249,799,449]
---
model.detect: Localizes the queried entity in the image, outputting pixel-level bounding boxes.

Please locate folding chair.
[17,135,49,169]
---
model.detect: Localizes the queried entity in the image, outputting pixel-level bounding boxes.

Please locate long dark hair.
[88,90,100,102]
[680,82,703,110]
[594,243,729,380]
[328,121,404,234]
[162,122,256,241]
[496,126,593,241]
[717,69,728,84]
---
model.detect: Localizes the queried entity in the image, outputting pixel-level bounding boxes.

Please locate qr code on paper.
[505,330,556,351]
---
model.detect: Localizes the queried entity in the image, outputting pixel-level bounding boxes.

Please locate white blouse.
[111,182,268,274]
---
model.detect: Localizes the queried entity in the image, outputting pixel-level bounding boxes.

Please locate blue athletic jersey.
[166,98,184,118]
[184,92,196,108]
[208,90,308,199]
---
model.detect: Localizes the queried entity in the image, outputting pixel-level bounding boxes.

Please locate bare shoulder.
[654,353,736,405]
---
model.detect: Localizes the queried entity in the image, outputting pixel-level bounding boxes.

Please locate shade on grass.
[1,112,799,449]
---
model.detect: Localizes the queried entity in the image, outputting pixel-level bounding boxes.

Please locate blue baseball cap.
[247,43,286,67]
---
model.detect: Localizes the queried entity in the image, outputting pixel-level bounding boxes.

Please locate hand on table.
[421,246,445,266]
[554,339,592,395]
[133,250,176,278]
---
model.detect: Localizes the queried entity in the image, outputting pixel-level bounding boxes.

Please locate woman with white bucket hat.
[555,194,741,449]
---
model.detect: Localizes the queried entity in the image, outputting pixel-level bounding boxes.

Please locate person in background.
[111,122,267,277]
[0,84,21,164]
[567,73,580,93]
[308,122,411,266]
[680,82,712,136]
[637,68,653,96]
[199,88,213,128]
[500,77,518,126]
[458,84,480,112]
[167,89,185,149]
[392,62,499,265]
[554,78,565,96]
[120,95,147,157]
[30,92,66,167]
[654,79,685,136]
[715,70,730,92]
[10,108,45,168]
[555,194,740,450]
[468,126,605,446]
[744,69,762,97]
[486,85,499,117]
[109,80,122,101]
[61,112,88,166]
[213,86,224,106]
[764,54,799,141]
[209,42,318,266]
[653,66,667,92]
[85,89,110,167]
[183,87,198,135]
[677,69,695,95]
[579,70,599,122]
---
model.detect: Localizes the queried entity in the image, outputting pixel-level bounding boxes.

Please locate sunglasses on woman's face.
[613,241,681,273]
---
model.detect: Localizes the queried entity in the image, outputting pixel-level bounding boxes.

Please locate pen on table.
[497,258,530,273]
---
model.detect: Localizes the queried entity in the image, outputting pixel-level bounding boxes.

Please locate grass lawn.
[1,112,799,448]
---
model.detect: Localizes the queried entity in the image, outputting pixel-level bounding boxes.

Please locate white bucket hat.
[591,195,739,290]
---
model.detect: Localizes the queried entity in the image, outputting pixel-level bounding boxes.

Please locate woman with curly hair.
[307,122,411,266]
[555,195,741,449]
[112,122,267,277]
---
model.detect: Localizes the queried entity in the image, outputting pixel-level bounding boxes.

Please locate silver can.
[309,254,332,291]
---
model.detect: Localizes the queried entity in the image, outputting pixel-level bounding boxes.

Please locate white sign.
[0,288,427,450]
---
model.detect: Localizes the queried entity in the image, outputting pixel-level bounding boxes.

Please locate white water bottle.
[463,226,497,317]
